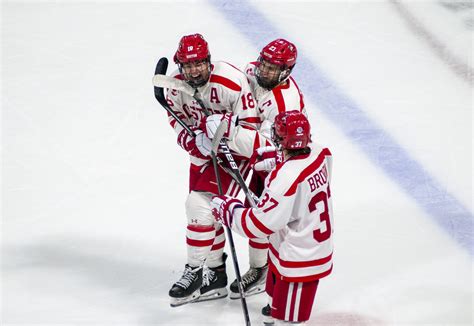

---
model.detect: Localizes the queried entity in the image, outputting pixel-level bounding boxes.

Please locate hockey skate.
[169,264,203,307]
[199,257,228,302]
[229,264,268,299]
[262,304,275,325]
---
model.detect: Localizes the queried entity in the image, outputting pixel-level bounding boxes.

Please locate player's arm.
[211,174,295,239]
[165,87,211,160]
[199,68,269,158]
[165,87,193,135]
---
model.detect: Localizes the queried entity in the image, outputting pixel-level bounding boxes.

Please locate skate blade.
[169,289,201,307]
[197,287,228,302]
[229,284,265,299]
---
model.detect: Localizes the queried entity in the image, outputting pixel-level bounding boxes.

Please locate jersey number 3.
[308,189,332,242]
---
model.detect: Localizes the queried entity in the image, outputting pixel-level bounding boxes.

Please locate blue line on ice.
[209,0,473,255]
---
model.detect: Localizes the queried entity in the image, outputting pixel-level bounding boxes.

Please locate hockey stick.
[153,73,195,96]
[194,92,257,206]
[153,58,196,137]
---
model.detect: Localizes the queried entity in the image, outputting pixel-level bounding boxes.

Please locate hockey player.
[211,111,334,325]
[227,38,307,299]
[164,33,260,307]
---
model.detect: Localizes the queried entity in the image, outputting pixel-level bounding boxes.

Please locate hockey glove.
[177,128,212,159]
[210,195,244,228]
[200,113,238,140]
[251,146,283,172]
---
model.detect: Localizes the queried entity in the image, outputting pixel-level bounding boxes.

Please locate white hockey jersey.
[226,62,307,158]
[166,62,261,165]
[231,143,334,282]
[244,62,306,139]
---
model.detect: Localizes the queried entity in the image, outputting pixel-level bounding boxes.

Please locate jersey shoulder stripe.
[209,74,242,91]
[289,76,304,110]
[284,148,332,196]
[272,86,286,113]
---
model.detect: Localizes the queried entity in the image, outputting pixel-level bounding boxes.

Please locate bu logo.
[187,46,194,51]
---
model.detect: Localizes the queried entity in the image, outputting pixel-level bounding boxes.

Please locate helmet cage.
[255,57,294,90]
[177,58,211,88]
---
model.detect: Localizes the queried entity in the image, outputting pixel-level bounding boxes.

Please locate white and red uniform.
[166,61,260,268]
[233,62,307,268]
[230,143,333,321]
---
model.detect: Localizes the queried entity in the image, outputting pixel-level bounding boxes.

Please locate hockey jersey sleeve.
[230,169,296,239]
[164,73,195,136]
[213,63,266,159]
[164,72,210,166]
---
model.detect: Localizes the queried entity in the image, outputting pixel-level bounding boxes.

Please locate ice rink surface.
[2,0,472,325]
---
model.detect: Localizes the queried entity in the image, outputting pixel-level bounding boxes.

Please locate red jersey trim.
[174,74,184,80]
[269,259,333,282]
[269,243,332,268]
[239,117,262,124]
[252,130,261,153]
[284,148,332,196]
[289,76,304,110]
[272,87,286,113]
[267,162,285,188]
[241,208,257,238]
[210,75,241,91]
[249,209,274,235]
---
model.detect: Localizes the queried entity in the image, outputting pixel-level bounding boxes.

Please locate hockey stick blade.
[154,57,168,104]
[153,57,196,137]
[153,74,195,96]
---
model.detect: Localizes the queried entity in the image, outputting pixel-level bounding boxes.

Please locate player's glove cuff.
[210,195,243,227]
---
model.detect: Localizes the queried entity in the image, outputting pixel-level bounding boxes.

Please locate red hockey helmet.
[256,39,297,89]
[273,110,310,150]
[174,33,210,64]
[259,39,297,68]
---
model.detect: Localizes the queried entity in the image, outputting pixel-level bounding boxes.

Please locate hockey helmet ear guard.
[255,39,297,90]
[174,33,211,88]
[272,110,310,150]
